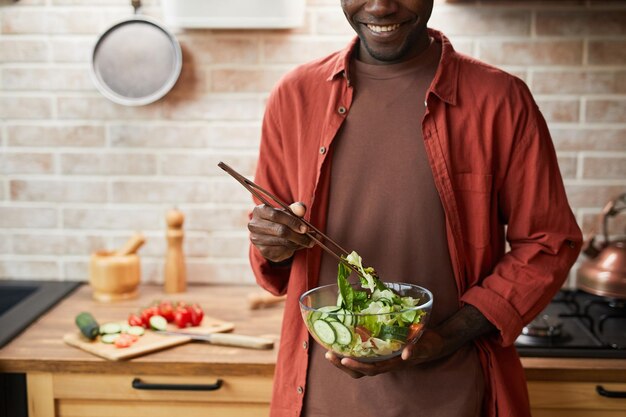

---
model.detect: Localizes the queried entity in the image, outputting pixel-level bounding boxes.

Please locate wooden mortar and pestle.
[89,233,145,302]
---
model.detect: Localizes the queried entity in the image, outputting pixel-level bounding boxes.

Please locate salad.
[306,251,429,360]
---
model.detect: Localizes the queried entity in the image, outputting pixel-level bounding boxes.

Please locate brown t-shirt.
[302,39,484,417]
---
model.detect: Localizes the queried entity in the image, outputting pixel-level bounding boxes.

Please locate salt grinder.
[164,208,187,293]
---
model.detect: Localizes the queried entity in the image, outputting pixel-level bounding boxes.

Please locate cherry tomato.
[187,303,204,327]
[158,300,175,323]
[174,306,191,328]
[141,306,160,328]
[128,313,143,327]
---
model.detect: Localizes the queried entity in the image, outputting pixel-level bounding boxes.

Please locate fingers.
[325,351,404,378]
[289,202,306,218]
[325,352,364,379]
[248,203,313,262]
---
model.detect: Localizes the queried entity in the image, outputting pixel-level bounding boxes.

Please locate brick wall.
[1,0,625,285]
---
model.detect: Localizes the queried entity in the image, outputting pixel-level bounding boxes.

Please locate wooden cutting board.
[63,316,234,361]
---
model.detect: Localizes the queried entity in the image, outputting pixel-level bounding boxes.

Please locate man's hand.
[248,202,313,263]
[325,304,496,378]
[325,329,448,378]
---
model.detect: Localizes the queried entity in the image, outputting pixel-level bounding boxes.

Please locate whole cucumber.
[75,312,100,340]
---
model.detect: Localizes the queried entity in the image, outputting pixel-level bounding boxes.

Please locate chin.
[361,40,411,63]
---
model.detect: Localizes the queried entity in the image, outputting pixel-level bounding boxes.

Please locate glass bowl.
[299,282,433,363]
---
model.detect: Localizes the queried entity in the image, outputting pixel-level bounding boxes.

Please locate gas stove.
[515,290,626,358]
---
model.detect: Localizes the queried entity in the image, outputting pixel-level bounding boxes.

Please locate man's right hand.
[248,202,313,263]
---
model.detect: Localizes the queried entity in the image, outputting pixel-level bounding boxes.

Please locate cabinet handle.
[131,378,223,391]
[596,385,626,398]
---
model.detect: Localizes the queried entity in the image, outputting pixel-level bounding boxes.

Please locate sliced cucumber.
[149,315,167,331]
[100,322,122,335]
[309,310,322,324]
[339,310,354,327]
[312,320,336,345]
[329,321,352,346]
[127,326,145,336]
[319,305,341,320]
[119,322,130,333]
[101,333,120,344]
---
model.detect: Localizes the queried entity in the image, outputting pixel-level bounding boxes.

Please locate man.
[247,1,582,416]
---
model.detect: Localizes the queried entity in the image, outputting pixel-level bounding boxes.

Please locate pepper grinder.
[164,208,187,293]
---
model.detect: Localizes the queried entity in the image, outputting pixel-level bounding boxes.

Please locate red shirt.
[250,29,582,417]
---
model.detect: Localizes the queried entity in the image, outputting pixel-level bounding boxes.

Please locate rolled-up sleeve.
[461,82,583,346]
[248,86,294,296]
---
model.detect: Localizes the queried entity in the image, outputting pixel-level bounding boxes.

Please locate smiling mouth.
[366,23,401,33]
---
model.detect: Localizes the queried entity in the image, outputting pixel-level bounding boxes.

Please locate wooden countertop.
[0,284,282,377]
[1,283,625,382]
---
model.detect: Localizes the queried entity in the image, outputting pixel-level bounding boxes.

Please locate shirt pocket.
[452,173,493,249]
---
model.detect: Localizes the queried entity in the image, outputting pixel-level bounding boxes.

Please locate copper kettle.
[577,193,626,299]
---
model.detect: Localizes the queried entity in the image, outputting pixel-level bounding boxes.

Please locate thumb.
[289,202,306,218]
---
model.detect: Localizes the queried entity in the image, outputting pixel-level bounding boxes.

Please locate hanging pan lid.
[90,0,182,106]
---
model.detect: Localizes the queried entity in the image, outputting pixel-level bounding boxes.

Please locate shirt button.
[303,341,308,349]
[297,386,304,394]
[319,146,326,155]
[337,106,347,115]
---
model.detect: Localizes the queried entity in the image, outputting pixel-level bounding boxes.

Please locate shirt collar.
[326,28,459,105]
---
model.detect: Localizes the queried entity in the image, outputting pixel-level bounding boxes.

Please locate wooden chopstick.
[218,161,364,279]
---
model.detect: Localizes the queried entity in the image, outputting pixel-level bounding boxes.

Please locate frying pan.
[90,0,182,106]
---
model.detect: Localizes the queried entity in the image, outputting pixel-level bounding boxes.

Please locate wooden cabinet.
[28,372,272,417]
[528,381,626,417]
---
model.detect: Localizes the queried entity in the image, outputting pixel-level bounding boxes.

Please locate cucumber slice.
[309,310,322,323]
[329,321,352,346]
[149,315,167,331]
[119,322,130,333]
[99,322,122,335]
[75,312,100,340]
[101,333,120,344]
[319,305,341,320]
[339,310,354,327]
[127,326,145,336]
[312,320,336,345]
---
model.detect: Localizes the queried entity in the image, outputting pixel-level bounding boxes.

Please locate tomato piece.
[128,313,143,327]
[355,326,371,342]
[114,334,135,348]
[407,323,425,342]
[158,300,175,323]
[174,306,191,328]
[187,303,204,327]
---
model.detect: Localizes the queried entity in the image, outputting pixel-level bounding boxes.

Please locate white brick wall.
[1,0,625,286]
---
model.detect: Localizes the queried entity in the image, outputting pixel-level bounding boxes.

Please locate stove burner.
[515,290,626,357]
[523,315,563,338]
[517,314,570,346]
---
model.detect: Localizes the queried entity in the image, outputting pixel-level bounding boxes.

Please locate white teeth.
[367,23,400,33]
